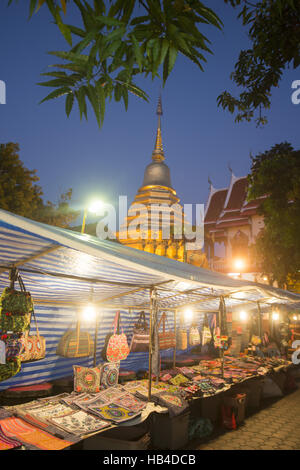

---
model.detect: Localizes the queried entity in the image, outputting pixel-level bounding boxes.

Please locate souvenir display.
[0,356,21,382]
[0,275,33,334]
[20,310,46,362]
[0,417,72,450]
[88,403,141,423]
[0,425,22,450]
[130,311,150,352]
[113,392,146,413]
[100,362,120,389]
[48,410,110,436]
[56,321,94,358]
[73,365,101,393]
[106,311,130,362]
[201,314,212,346]
[153,392,189,417]
[158,312,176,350]
[169,374,190,386]
[189,326,201,346]
[176,328,188,350]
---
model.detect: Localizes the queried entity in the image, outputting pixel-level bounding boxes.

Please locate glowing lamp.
[234,259,245,271]
[239,310,248,321]
[184,308,194,322]
[293,315,298,321]
[88,200,104,214]
[272,312,279,321]
[82,303,97,322]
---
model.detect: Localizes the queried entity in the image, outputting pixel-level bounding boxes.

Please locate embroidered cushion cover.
[73,365,101,393]
[87,403,141,423]
[100,362,120,389]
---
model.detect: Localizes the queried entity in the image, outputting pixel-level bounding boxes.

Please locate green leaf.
[65,92,74,117]
[131,34,143,72]
[39,86,70,104]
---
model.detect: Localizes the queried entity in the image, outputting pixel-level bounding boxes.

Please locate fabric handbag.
[177,329,188,350]
[5,337,23,360]
[0,356,21,383]
[106,311,129,362]
[158,312,175,350]
[201,314,212,346]
[0,275,33,334]
[20,310,46,362]
[189,326,200,346]
[130,311,150,353]
[56,321,94,358]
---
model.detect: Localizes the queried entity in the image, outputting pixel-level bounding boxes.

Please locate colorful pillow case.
[73,365,101,393]
[100,362,120,389]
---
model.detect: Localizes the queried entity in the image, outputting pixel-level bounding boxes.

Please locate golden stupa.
[116,96,208,268]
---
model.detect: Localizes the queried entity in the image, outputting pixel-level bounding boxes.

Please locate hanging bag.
[20,309,46,362]
[56,319,94,358]
[201,314,212,346]
[158,312,176,350]
[189,325,201,346]
[130,311,150,353]
[177,314,188,350]
[106,311,130,362]
[0,275,33,334]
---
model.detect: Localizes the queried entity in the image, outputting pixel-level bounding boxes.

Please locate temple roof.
[204,172,263,233]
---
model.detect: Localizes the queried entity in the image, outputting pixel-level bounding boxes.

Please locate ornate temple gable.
[204,184,228,227]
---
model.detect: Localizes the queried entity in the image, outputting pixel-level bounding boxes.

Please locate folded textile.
[48,410,110,436]
[87,403,141,423]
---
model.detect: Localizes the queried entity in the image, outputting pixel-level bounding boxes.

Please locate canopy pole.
[173,309,177,369]
[93,312,99,367]
[148,287,154,402]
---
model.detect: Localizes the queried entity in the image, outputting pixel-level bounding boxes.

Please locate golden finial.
[152,94,165,162]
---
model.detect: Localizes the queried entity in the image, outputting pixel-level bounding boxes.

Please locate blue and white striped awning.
[0,208,299,312]
[0,209,299,390]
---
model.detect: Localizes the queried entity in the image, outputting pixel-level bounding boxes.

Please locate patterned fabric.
[73,365,101,393]
[57,329,94,358]
[0,357,21,383]
[130,312,150,353]
[158,313,176,350]
[113,392,146,413]
[0,417,72,450]
[154,392,189,417]
[5,338,23,359]
[169,374,190,386]
[176,329,188,350]
[189,327,201,346]
[88,403,140,423]
[100,362,120,389]
[96,385,124,404]
[48,410,109,436]
[106,312,130,362]
[0,424,22,450]
[20,332,46,362]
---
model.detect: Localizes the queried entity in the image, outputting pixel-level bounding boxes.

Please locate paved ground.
[187,388,300,450]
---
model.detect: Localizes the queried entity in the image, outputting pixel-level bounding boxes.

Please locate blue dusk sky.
[0,1,299,225]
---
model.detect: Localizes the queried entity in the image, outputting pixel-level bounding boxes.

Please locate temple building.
[116,97,208,268]
[204,171,267,282]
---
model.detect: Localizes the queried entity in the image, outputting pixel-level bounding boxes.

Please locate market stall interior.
[0,208,299,450]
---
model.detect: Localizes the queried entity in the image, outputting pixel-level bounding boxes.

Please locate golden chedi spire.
[152,95,165,162]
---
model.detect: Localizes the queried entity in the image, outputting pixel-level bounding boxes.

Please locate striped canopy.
[0,208,299,313]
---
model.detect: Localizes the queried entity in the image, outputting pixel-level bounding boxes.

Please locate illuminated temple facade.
[116,97,208,268]
[204,172,266,282]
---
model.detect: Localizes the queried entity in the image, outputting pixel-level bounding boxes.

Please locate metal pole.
[81,208,87,234]
[93,312,99,367]
[148,287,154,402]
[173,309,177,368]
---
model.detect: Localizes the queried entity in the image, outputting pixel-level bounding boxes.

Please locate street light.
[81,199,104,234]
[234,258,245,271]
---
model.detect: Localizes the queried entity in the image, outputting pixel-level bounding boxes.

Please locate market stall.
[0,208,299,450]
